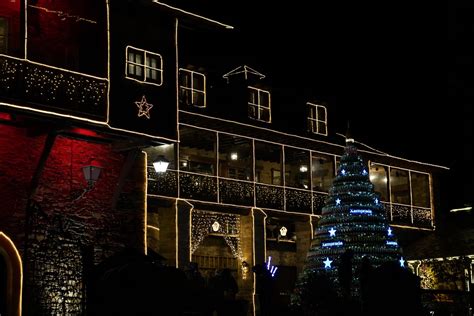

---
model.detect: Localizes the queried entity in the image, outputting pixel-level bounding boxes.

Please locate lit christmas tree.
[293,137,404,310]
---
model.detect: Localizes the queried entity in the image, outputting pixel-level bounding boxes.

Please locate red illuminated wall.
[27,0,107,76]
[0,123,146,254]
[0,0,21,56]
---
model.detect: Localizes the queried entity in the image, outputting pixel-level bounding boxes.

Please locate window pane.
[369,164,389,201]
[317,121,326,134]
[260,92,270,108]
[312,153,334,192]
[260,108,270,122]
[180,70,191,87]
[255,141,282,185]
[317,106,326,120]
[179,126,216,175]
[284,147,310,189]
[390,168,410,205]
[193,74,205,91]
[248,89,257,104]
[411,172,430,207]
[218,134,253,181]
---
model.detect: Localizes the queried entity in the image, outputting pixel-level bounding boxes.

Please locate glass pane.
[411,172,430,207]
[369,164,389,201]
[285,147,310,189]
[219,134,253,181]
[248,88,257,104]
[179,126,216,175]
[390,168,410,205]
[260,108,270,122]
[260,91,270,108]
[255,141,282,185]
[179,70,191,87]
[317,106,326,120]
[312,153,334,192]
[193,74,205,91]
[317,121,326,134]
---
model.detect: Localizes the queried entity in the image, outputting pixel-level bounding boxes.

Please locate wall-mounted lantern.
[153,155,170,173]
[82,163,103,187]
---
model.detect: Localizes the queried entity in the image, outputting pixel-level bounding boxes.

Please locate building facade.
[0,1,451,315]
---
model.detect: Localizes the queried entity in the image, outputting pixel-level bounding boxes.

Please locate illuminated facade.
[0,1,451,315]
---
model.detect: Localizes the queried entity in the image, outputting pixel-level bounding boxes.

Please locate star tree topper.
[135,95,153,119]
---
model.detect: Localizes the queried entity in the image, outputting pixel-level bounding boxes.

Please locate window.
[126,46,162,85]
[308,103,327,135]
[312,153,335,192]
[179,68,206,108]
[369,164,389,201]
[248,87,271,122]
[0,17,7,54]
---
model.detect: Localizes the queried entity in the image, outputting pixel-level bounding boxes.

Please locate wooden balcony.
[0,55,108,121]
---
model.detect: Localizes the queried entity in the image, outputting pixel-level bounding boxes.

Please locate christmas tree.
[293,137,404,310]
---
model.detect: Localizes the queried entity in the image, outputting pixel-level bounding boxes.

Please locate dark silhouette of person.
[338,249,354,299]
[358,256,373,313]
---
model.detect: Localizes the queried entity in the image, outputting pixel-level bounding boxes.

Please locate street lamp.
[153,155,170,173]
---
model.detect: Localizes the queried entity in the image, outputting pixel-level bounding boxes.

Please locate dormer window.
[179,68,206,108]
[125,46,163,86]
[0,17,7,54]
[308,103,327,135]
[248,86,271,123]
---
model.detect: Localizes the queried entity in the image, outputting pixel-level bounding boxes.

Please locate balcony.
[0,55,108,120]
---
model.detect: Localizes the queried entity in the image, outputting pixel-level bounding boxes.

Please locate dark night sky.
[168,1,473,209]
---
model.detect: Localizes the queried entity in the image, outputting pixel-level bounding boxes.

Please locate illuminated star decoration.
[387,227,393,236]
[374,198,379,204]
[323,257,333,269]
[336,198,341,205]
[362,169,368,175]
[328,228,337,237]
[135,95,153,119]
[341,169,346,175]
[399,257,405,267]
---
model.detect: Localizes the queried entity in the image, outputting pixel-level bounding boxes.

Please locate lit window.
[308,103,327,135]
[248,86,271,122]
[0,17,7,54]
[179,68,206,108]
[125,46,162,85]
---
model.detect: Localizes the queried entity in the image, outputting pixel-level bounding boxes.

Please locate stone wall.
[0,123,147,314]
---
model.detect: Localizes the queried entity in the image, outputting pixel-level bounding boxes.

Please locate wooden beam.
[28,132,57,199]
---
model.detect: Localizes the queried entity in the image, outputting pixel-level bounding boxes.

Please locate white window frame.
[125,46,163,86]
[307,103,327,136]
[179,68,206,108]
[248,86,271,123]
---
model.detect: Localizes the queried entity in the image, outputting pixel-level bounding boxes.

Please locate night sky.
[168,1,472,209]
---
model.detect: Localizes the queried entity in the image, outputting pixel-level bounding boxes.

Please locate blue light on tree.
[387,227,393,236]
[328,227,336,237]
[399,257,405,267]
[336,198,341,205]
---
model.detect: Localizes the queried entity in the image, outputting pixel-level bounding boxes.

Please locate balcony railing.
[147,170,433,228]
[0,55,108,120]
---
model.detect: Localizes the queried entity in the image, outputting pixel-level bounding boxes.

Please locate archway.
[0,232,23,316]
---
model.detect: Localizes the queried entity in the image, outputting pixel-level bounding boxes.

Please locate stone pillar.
[238,211,254,309]
[154,200,178,267]
[252,208,267,266]
[176,200,192,269]
[295,217,313,274]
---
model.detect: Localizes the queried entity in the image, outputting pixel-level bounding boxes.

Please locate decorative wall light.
[82,162,103,187]
[230,152,238,161]
[241,261,249,280]
[279,226,288,237]
[299,165,308,172]
[153,155,169,173]
[211,221,220,232]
